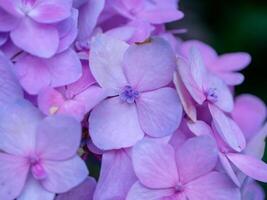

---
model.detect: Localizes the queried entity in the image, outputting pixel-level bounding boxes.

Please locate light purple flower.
[0,0,73,58]
[127,136,241,200]
[180,40,251,86]
[14,49,82,95]
[88,34,182,150]
[0,100,88,200]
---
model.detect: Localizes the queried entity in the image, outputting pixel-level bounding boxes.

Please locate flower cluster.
[0,0,266,200]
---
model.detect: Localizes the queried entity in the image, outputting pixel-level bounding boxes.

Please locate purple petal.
[89,97,144,150]
[176,136,218,184]
[227,153,267,182]
[242,181,265,200]
[126,182,174,200]
[0,8,19,31]
[89,34,128,90]
[94,150,136,200]
[0,153,29,200]
[123,37,176,91]
[132,140,178,188]
[209,104,246,152]
[41,156,88,193]
[36,115,81,160]
[17,177,55,200]
[0,100,42,155]
[232,94,266,141]
[10,18,59,58]
[136,87,182,137]
[29,0,72,23]
[56,177,96,200]
[0,0,22,17]
[185,172,241,200]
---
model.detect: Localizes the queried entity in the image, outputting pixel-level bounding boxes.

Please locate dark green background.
[174,0,267,195]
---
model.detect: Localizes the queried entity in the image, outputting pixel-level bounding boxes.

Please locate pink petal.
[17,177,55,200]
[48,49,82,87]
[75,85,107,112]
[177,57,206,105]
[123,37,176,91]
[218,153,240,187]
[209,104,246,152]
[0,51,23,104]
[14,54,50,95]
[41,156,88,193]
[180,40,218,66]
[215,53,251,71]
[57,100,86,121]
[138,9,184,24]
[175,136,218,184]
[106,26,135,41]
[0,8,19,31]
[132,140,178,188]
[232,94,266,141]
[35,115,81,160]
[94,150,136,200]
[89,34,129,90]
[218,72,244,86]
[0,153,29,200]
[227,153,267,182]
[187,120,213,136]
[10,18,59,58]
[89,97,144,150]
[0,100,42,155]
[29,0,72,23]
[136,87,182,137]
[77,0,105,42]
[204,73,234,112]
[37,87,65,116]
[56,177,96,200]
[173,72,197,122]
[185,172,241,200]
[0,0,22,17]
[126,182,174,200]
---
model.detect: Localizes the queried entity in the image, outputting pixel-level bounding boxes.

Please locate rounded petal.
[132,140,178,188]
[57,100,86,121]
[209,104,246,152]
[29,0,72,23]
[0,153,29,200]
[227,153,267,182]
[35,115,82,160]
[0,0,22,17]
[242,181,265,200]
[0,51,23,104]
[186,172,241,200]
[89,97,144,150]
[126,182,175,200]
[10,18,59,58]
[136,87,182,137]
[215,53,251,71]
[187,120,213,136]
[175,135,218,184]
[94,150,136,200]
[17,177,55,200]
[56,177,96,200]
[48,50,82,87]
[89,34,129,89]
[0,100,42,155]
[41,156,89,193]
[232,94,266,141]
[123,37,176,91]
[0,8,19,31]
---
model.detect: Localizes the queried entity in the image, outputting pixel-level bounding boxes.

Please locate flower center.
[119,85,139,104]
[174,184,184,193]
[29,155,47,180]
[205,88,218,103]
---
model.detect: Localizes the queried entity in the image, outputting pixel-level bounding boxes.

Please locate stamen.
[205,88,218,103]
[29,156,47,180]
[119,86,139,104]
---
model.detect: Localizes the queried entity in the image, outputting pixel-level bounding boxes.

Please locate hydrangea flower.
[127,136,241,200]
[0,100,88,200]
[0,0,73,58]
[88,34,182,150]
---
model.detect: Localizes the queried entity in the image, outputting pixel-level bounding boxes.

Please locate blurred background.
[173,0,267,194]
